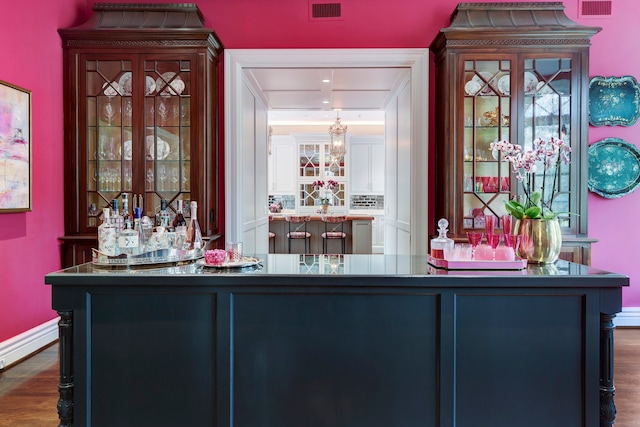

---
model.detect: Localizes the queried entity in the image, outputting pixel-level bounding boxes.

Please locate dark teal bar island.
[45,255,628,427]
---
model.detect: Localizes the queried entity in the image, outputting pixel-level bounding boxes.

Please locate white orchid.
[490,137,571,219]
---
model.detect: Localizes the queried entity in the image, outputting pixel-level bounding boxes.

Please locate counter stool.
[321,215,347,254]
[286,215,312,253]
[268,216,276,253]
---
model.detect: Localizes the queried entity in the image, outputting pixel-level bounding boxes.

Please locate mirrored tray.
[589,76,640,126]
[588,137,640,198]
[198,257,262,269]
[92,247,204,266]
[428,255,527,270]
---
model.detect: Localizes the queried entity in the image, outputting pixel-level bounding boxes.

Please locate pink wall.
[585,1,640,306]
[136,0,640,306]
[0,0,636,342]
[0,0,86,342]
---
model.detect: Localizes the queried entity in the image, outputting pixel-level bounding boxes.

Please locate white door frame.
[224,48,429,255]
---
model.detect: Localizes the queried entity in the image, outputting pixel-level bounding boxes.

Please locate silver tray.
[198,257,262,269]
[92,247,204,266]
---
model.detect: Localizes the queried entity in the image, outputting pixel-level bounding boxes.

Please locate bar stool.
[321,215,347,254]
[268,216,276,253]
[286,215,312,253]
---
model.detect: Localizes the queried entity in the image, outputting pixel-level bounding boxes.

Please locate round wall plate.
[588,137,640,198]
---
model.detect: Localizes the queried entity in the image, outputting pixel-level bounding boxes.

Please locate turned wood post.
[57,311,74,427]
[600,313,616,427]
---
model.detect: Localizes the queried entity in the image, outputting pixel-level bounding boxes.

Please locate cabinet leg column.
[600,313,616,427]
[57,311,74,427]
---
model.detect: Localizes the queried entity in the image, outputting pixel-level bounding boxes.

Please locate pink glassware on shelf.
[500,177,510,192]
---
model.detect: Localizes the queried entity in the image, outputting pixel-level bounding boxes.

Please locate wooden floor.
[0,329,639,426]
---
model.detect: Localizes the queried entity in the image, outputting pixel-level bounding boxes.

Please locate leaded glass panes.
[462,59,512,229]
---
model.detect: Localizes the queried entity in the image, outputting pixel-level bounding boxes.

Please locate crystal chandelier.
[328,110,347,158]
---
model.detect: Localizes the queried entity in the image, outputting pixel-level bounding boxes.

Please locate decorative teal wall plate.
[588,138,640,198]
[589,76,640,126]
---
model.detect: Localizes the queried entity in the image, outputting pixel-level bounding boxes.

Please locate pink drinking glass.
[503,233,514,248]
[484,215,495,236]
[501,214,512,234]
[467,231,483,247]
[486,233,501,250]
[467,231,484,259]
[486,233,501,259]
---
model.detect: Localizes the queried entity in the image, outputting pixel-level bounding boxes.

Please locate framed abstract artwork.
[0,80,31,212]
[588,76,640,126]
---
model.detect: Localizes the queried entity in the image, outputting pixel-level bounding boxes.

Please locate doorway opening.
[224,48,429,255]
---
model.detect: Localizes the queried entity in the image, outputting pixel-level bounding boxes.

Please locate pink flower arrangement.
[312,180,339,206]
[312,179,338,190]
[490,137,571,219]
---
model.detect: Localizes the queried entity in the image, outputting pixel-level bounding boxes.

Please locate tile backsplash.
[350,195,384,210]
[268,194,384,211]
[268,195,295,210]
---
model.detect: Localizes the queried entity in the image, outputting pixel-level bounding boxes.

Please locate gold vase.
[513,218,562,264]
[321,204,329,214]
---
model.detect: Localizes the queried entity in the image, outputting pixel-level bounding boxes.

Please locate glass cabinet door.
[521,57,573,228]
[144,59,192,220]
[462,59,511,230]
[297,141,345,210]
[84,57,194,228]
[86,58,132,228]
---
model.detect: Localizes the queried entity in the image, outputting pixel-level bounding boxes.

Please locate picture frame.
[0,80,31,212]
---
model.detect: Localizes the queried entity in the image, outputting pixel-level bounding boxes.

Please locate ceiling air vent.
[579,0,613,17]
[309,2,343,21]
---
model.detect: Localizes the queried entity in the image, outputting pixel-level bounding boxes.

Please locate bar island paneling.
[45,255,628,427]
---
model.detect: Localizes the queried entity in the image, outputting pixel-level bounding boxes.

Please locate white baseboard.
[0,317,59,370]
[614,307,640,328]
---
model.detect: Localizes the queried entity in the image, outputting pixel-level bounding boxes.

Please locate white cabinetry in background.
[372,215,385,253]
[268,135,296,194]
[349,136,384,194]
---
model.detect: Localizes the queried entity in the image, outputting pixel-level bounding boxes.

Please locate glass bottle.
[98,208,117,256]
[173,199,188,249]
[430,218,454,259]
[134,207,147,253]
[118,217,139,255]
[186,200,203,250]
[111,199,124,234]
[157,199,171,228]
[122,193,132,225]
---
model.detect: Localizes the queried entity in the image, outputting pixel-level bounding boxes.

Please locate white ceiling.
[245,67,409,125]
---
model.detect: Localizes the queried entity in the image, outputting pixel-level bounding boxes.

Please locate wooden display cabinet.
[59,3,223,266]
[430,2,600,265]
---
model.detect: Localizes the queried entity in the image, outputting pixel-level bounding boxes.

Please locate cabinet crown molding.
[431,2,601,55]
[89,3,204,29]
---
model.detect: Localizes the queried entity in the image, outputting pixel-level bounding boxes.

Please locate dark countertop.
[45,254,628,288]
